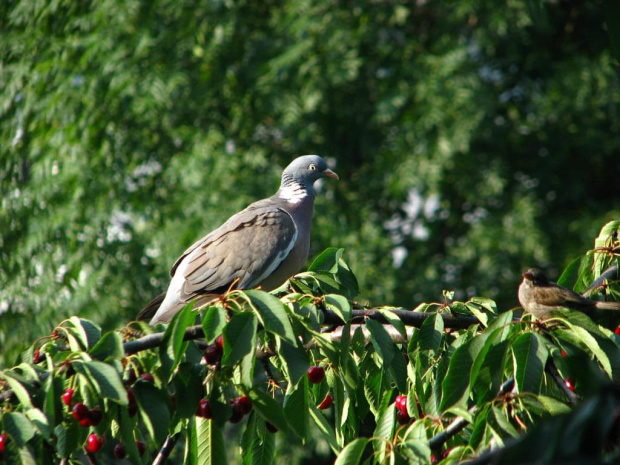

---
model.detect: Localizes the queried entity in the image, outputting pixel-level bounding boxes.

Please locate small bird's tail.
[594,301,620,311]
[137,292,167,322]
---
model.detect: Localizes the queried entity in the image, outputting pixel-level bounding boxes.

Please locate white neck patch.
[278,182,308,204]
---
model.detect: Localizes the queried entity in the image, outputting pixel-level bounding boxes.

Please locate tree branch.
[152,434,178,465]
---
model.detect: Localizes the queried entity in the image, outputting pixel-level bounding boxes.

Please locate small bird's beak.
[523,271,533,280]
[323,168,339,180]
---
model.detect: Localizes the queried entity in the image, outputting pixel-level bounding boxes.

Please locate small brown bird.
[518,268,620,319]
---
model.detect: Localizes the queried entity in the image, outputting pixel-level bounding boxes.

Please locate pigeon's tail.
[137,292,167,322]
[594,300,620,311]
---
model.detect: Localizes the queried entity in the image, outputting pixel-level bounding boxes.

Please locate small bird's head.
[281,155,339,190]
[522,268,550,286]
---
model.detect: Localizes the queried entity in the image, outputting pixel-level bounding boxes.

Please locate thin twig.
[152,434,179,465]
[544,358,580,405]
[428,377,516,451]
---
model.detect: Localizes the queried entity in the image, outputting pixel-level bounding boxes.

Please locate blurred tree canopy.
[1,0,619,365]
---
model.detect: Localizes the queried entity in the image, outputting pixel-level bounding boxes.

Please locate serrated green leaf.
[419,313,443,353]
[24,408,51,441]
[366,318,396,364]
[4,412,35,447]
[89,331,124,360]
[202,305,228,343]
[308,247,342,272]
[283,378,309,441]
[324,294,352,323]
[222,312,258,367]
[0,371,32,408]
[334,438,369,465]
[196,417,228,465]
[512,332,548,393]
[562,319,612,377]
[160,303,196,381]
[309,404,340,453]
[173,362,204,418]
[73,360,128,405]
[244,289,296,343]
[133,380,171,445]
[249,389,288,434]
[119,406,143,464]
[278,339,309,387]
[373,403,395,440]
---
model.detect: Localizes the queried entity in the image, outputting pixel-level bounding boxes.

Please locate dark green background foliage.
[2,0,620,365]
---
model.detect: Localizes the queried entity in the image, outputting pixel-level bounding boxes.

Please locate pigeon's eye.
[309,164,317,171]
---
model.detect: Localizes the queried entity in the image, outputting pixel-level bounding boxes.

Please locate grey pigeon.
[518,268,620,319]
[138,155,338,324]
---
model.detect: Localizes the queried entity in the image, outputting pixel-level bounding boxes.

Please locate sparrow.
[518,268,620,320]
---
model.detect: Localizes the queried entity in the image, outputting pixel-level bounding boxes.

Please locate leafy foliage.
[1,239,620,463]
[2,0,620,367]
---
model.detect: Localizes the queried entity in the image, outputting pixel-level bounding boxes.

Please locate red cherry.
[61,389,75,406]
[139,373,154,383]
[72,402,89,421]
[85,434,104,454]
[565,379,575,392]
[33,348,42,364]
[127,387,138,417]
[307,366,325,384]
[88,406,103,426]
[197,399,212,419]
[229,402,245,423]
[266,422,278,433]
[615,326,620,336]
[431,454,437,464]
[216,335,224,349]
[318,393,334,410]
[396,410,411,425]
[114,443,126,459]
[561,349,567,358]
[124,369,137,386]
[0,433,8,453]
[203,343,223,365]
[137,440,146,457]
[236,396,253,415]
[415,396,425,419]
[442,448,452,459]
[79,417,93,427]
[395,395,408,415]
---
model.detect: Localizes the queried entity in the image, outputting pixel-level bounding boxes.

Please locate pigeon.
[518,268,620,319]
[138,155,338,324]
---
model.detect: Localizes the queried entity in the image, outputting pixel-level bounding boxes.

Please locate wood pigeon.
[138,155,338,324]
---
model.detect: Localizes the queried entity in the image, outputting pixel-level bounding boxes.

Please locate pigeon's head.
[522,268,550,286]
[281,155,339,190]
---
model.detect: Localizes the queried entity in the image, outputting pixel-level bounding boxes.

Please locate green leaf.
[73,360,128,405]
[89,331,124,360]
[133,380,171,445]
[557,256,583,288]
[283,378,309,441]
[512,332,548,393]
[309,404,340,453]
[380,309,408,341]
[222,312,258,367]
[64,317,101,350]
[324,294,352,323]
[563,319,612,377]
[249,388,289,433]
[3,412,35,447]
[373,403,395,440]
[366,318,395,364]
[244,289,296,343]
[160,303,196,381]
[419,313,444,353]
[119,407,144,464]
[0,371,32,408]
[196,417,228,465]
[334,438,370,465]
[173,362,205,418]
[202,305,228,343]
[278,339,309,386]
[308,247,342,272]
[54,422,79,459]
[24,408,52,441]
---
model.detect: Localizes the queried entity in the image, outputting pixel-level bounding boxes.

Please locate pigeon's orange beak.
[323,169,339,180]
